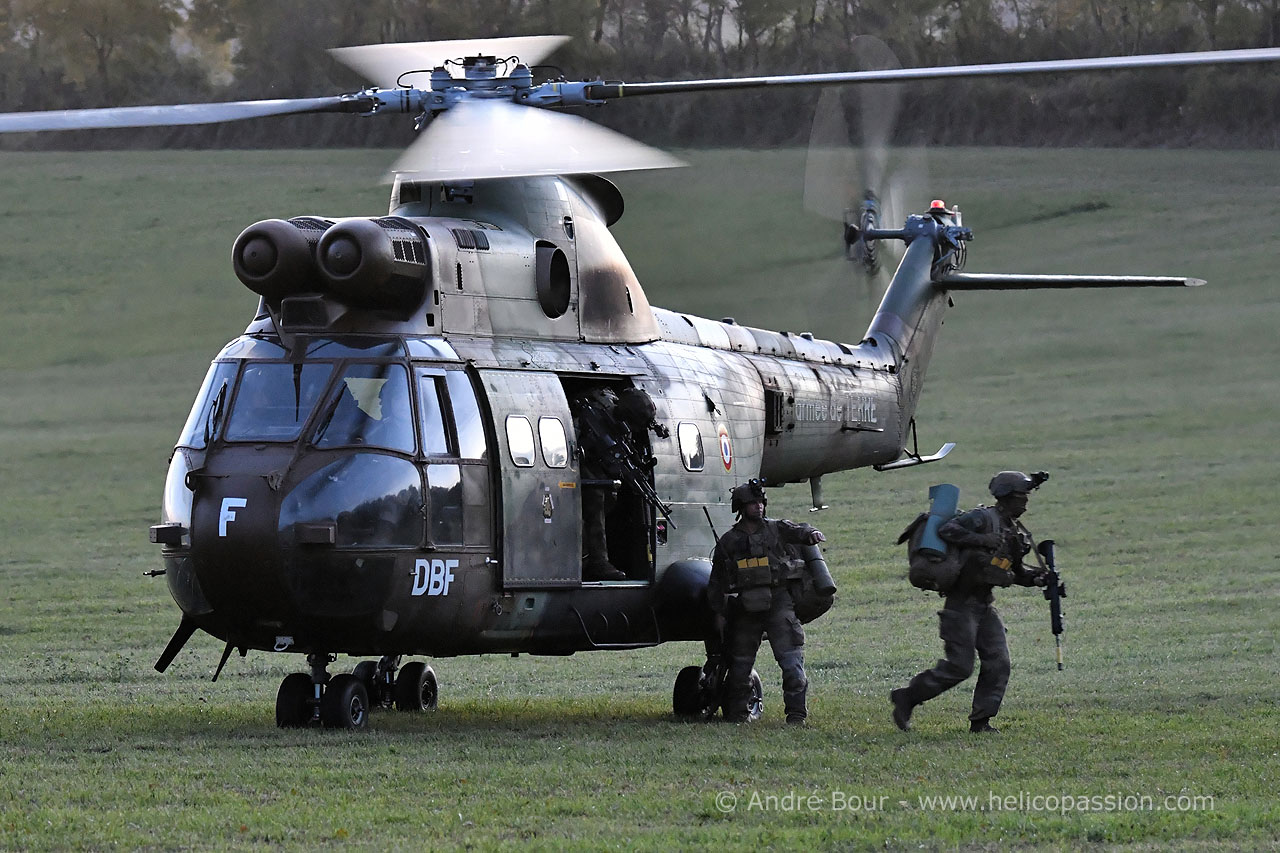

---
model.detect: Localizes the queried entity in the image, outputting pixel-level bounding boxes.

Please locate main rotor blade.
[589,47,1280,99]
[390,98,684,182]
[0,96,362,134]
[331,36,570,88]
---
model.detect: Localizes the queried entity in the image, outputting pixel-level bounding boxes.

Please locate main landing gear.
[672,657,763,722]
[275,653,438,730]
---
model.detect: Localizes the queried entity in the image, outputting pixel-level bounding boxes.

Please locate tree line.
[3,0,1279,149]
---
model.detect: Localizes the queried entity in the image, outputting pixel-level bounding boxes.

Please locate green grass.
[1,148,1278,850]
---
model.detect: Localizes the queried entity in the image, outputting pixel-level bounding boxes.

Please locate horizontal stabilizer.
[938,273,1205,290]
[875,441,956,471]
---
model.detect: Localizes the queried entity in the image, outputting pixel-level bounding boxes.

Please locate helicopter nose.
[188,472,290,633]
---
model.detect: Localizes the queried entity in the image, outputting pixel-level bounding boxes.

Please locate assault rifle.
[576,399,676,527]
[1036,539,1067,670]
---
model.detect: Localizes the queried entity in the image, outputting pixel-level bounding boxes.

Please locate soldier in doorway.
[571,385,666,581]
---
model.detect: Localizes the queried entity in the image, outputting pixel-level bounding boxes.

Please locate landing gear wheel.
[720,669,765,722]
[673,665,720,719]
[320,673,369,730]
[275,672,313,728]
[351,660,378,695]
[673,665,705,717]
[394,661,438,712]
[745,669,764,722]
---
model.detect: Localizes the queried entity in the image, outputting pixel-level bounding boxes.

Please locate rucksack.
[897,484,963,592]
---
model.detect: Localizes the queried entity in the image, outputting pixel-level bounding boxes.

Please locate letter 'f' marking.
[219,497,248,537]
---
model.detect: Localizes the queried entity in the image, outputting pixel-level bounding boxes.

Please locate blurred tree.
[16,0,183,102]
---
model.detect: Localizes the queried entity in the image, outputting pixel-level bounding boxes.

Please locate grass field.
[1,147,1278,850]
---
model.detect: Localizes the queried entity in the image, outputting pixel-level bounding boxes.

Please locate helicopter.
[4,36,1278,730]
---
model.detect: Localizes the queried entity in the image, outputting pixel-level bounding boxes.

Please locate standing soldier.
[571,385,666,581]
[708,480,826,725]
[891,471,1049,733]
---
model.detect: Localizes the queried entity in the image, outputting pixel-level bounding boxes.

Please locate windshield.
[177,361,238,449]
[314,362,415,454]
[225,362,333,442]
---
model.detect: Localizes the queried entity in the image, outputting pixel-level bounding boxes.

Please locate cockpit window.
[178,361,238,449]
[225,362,333,443]
[280,454,423,548]
[314,363,415,453]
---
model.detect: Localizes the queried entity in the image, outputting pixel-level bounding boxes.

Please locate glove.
[1032,570,1050,587]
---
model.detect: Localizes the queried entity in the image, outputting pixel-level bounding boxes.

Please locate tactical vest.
[964,506,1020,588]
[723,521,804,612]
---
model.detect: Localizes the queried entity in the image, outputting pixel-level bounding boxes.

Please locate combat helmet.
[730,479,767,513]
[988,470,1049,499]
[615,385,656,426]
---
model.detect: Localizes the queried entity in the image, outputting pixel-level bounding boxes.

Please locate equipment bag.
[897,484,963,592]
[793,544,837,624]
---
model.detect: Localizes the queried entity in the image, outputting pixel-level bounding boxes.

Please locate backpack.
[897,484,963,593]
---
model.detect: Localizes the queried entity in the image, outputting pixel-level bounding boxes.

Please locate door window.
[427,463,464,545]
[446,371,487,460]
[539,417,568,468]
[506,416,535,467]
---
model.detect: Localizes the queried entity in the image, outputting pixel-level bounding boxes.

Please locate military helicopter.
[5,36,1278,729]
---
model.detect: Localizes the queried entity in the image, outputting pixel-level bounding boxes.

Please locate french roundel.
[717,424,732,471]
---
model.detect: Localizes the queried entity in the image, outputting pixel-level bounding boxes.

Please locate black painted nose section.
[189,471,288,633]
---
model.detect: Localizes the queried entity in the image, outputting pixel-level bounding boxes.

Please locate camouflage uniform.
[897,503,1042,728]
[572,386,660,581]
[709,513,821,723]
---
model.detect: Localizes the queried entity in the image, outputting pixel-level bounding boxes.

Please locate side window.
[315,363,415,453]
[178,361,238,449]
[678,422,705,472]
[538,417,568,468]
[446,371,487,460]
[418,373,450,456]
[506,416,535,467]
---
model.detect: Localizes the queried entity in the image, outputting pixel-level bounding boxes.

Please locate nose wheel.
[275,653,370,730]
[275,653,439,729]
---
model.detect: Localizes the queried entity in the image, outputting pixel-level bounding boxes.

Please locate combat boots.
[890,688,915,731]
[969,718,1000,733]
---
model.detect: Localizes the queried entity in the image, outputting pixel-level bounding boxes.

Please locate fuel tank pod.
[315,217,430,313]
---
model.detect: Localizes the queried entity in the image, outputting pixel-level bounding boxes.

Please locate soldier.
[708,480,826,725]
[890,471,1049,733]
[572,385,665,581]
